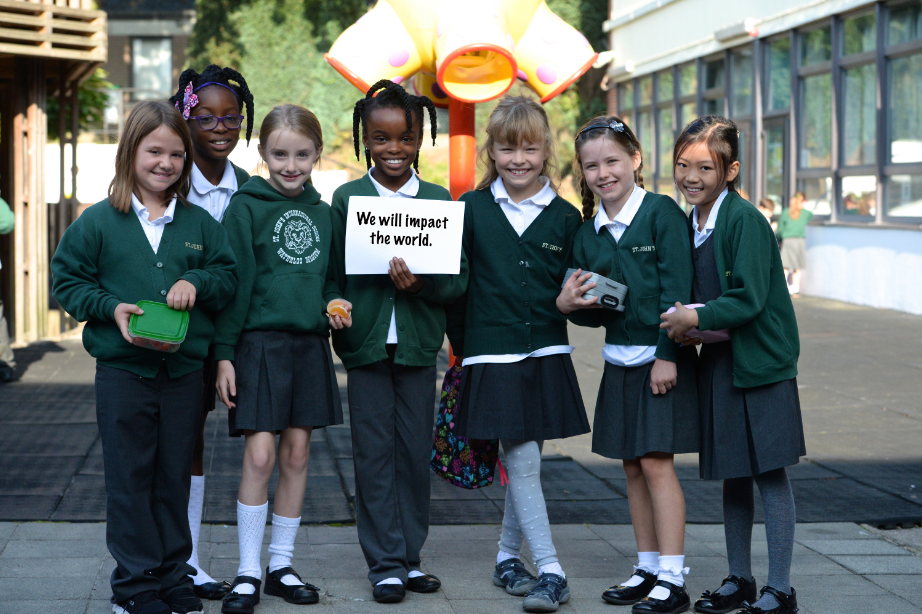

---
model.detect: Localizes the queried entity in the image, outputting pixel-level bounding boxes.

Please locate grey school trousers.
[347,350,437,585]
[95,364,202,603]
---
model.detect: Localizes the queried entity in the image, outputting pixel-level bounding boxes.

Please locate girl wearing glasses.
[168,64,255,603]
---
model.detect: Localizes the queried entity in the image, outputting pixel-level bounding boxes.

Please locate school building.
[604,0,922,314]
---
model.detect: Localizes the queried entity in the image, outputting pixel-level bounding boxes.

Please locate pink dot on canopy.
[431,82,447,98]
[517,69,528,82]
[388,49,410,67]
[536,64,557,84]
[392,75,404,84]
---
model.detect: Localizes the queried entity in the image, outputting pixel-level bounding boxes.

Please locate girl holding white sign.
[213,104,348,614]
[445,96,589,614]
[556,116,698,614]
[327,80,468,604]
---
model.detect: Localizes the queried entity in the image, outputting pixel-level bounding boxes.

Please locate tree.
[47,68,113,142]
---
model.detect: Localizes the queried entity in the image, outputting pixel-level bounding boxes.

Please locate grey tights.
[498,439,559,567]
[718,468,796,608]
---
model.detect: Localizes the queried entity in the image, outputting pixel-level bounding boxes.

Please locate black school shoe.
[221,576,261,614]
[372,583,406,603]
[193,580,232,600]
[694,575,758,614]
[737,587,798,614]
[494,558,539,596]
[406,573,441,593]
[264,566,320,604]
[632,581,690,614]
[114,591,171,614]
[522,573,570,613]
[602,569,658,605]
[162,587,203,614]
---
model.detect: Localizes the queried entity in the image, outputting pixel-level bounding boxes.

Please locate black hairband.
[578,120,624,138]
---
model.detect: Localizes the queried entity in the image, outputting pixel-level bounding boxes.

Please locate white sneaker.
[791,284,800,295]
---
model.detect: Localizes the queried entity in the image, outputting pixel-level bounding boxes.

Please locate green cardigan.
[692,191,800,387]
[326,174,469,370]
[51,199,237,378]
[568,192,693,362]
[445,187,583,357]
[213,177,338,362]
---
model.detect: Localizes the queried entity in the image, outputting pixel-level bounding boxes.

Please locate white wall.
[803,225,922,315]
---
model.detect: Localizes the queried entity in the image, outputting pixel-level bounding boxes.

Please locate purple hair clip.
[174,82,199,120]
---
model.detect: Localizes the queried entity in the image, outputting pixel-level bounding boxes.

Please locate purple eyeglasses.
[188,114,244,131]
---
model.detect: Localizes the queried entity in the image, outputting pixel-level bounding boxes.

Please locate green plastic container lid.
[128,300,189,343]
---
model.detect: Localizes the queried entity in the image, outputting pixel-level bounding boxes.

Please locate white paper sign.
[345,196,465,275]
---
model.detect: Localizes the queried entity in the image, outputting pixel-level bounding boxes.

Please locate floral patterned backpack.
[430,364,504,489]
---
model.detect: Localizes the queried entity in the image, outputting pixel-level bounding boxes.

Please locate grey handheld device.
[563,268,628,312]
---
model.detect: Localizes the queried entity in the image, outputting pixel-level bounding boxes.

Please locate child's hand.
[328,299,353,330]
[167,280,197,311]
[216,360,236,409]
[556,269,600,315]
[650,358,677,395]
[114,303,144,344]
[676,332,702,347]
[389,258,424,293]
[660,302,698,339]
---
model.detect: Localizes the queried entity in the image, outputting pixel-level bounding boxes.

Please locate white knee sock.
[497,550,518,564]
[233,501,268,595]
[187,475,217,585]
[622,551,660,587]
[648,554,688,600]
[539,562,564,577]
[268,514,303,587]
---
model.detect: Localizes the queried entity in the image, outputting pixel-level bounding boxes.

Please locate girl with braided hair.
[168,64,255,602]
[327,79,467,603]
[558,115,697,614]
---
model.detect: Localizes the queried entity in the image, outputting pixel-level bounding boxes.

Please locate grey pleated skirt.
[698,341,806,480]
[592,345,700,460]
[228,330,344,437]
[780,236,807,270]
[455,353,590,441]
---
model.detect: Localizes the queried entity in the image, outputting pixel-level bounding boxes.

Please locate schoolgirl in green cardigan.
[169,63,255,602]
[660,115,805,614]
[446,96,589,613]
[327,80,467,603]
[558,116,697,614]
[51,101,237,614]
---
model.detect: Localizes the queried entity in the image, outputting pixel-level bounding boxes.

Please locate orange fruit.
[327,299,351,319]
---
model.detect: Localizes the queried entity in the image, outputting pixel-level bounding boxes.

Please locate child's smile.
[490,139,547,203]
[258,127,321,198]
[363,107,422,192]
[188,85,242,161]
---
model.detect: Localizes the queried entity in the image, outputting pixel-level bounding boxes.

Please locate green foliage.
[47,69,113,142]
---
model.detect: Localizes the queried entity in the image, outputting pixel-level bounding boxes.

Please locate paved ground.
[1,521,920,613]
[2,297,920,526]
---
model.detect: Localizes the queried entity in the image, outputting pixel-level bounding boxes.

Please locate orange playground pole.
[447,98,476,366]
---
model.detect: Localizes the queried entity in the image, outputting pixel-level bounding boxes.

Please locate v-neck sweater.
[51,199,238,378]
[567,192,693,363]
[326,174,469,370]
[445,187,583,357]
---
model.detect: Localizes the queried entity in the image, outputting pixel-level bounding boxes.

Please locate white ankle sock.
[232,501,268,595]
[648,554,688,600]
[186,475,217,585]
[408,570,425,578]
[538,562,564,578]
[376,577,403,585]
[622,551,659,587]
[497,550,518,564]
[268,514,303,586]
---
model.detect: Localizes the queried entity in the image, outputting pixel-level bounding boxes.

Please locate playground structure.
[324,0,598,198]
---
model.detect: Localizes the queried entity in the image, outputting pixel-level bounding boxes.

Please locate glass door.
[762,117,788,215]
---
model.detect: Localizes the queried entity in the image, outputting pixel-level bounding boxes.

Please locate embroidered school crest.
[273,210,321,265]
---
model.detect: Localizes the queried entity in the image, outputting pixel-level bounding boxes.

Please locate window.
[888,0,922,45]
[704,57,725,90]
[801,26,833,65]
[731,46,754,116]
[679,63,696,96]
[703,56,726,115]
[767,38,792,111]
[797,177,833,215]
[656,70,675,197]
[658,71,674,102]
[888,53,922,163]
[639,76,653,106]
[620,82,634,113]
[841,175,877,216]
[843,12,877,55]
[800,73,832,168]
[843,65,877,166]
[885,174,922,216]
[680,101,697,127]
[637,110,654,168]
[658,106,674,180]
[132,38,172,100]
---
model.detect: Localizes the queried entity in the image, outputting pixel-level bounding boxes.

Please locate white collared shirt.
[692,188,729,248]
[367,168,420,343]
[131,193,176,253]
[187,160,238,222]
[593,185,656,367]
[463,176,574,367]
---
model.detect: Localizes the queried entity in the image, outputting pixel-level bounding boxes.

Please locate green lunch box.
[127,300,190,353]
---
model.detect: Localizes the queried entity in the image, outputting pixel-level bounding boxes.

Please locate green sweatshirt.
[213,177,337,362]
[692,191,800,387]
[326,175,469,370]
[445,187,583,357]
[776,208,813,240]
[51,199,237,378]
[567,192,693,363]
[0,195,13,235]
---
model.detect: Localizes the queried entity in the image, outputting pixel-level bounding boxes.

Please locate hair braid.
[352,99,364,162]
[221,67,255,143]
[418,97,438,146]
[579,175,596,222]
